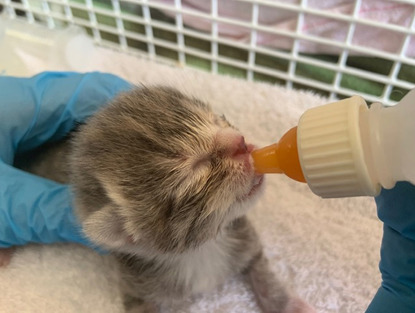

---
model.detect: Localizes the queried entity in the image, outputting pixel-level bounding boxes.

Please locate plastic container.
[0,14,94,77]
[252,89,415,198]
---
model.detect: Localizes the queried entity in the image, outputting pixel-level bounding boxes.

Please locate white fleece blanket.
[0,33,381,313]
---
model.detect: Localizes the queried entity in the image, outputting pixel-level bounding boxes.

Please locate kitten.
[16,86,315,313]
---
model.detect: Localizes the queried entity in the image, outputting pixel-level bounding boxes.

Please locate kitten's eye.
[220,115,231,126]
[192,155,211,170]
[214,114,231,127]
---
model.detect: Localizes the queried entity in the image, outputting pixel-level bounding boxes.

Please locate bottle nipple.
[251,127,306,183]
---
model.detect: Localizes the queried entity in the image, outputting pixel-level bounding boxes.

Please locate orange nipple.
[251,127,306,183]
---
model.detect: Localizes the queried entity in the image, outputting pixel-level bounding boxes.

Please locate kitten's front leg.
[246,253,316,313]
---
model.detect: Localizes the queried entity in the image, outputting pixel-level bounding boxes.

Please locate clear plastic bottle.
[0,15,94,76]
[252,89,415,198]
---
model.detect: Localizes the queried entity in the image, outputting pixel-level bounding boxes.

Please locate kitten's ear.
[82,205,129,249]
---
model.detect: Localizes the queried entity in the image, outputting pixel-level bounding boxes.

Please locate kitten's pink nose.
[232,136,248,157]
[216,128,252,158]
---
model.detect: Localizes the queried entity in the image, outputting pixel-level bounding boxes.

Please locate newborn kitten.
[23,86,315,313]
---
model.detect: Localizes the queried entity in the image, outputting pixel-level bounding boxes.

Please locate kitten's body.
[19,87,314,313]
[119,217,261,305]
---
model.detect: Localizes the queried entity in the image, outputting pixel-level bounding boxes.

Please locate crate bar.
[2,0,16,18]
[210,0,218,74]
[382,7,415,103]
[174,0,186,65]
[62,0,74,24]
[122,0,415,65]
[238,0,415,35]
[111,0,127,50]
[0,12,402,105]
[247,2,259,81]
[108,16,413,90]
[0,3,63,20]
[23,0,414,38]
[83,24,404,104]
[141,0,155,59]
[287,0,307,89]
[121,0,415,36]
[20,0,35,23]
[41,0,55,29]
[3,0,415,91]
[104,14,413,87]
[330,0,361,101]
[27,0,415,66]
[2,1,414,94]
[84,0,101,42]
[97,35,399,105]
[2,0,413,105]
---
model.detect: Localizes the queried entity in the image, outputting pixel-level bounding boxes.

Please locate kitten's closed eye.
[192,155,212,170]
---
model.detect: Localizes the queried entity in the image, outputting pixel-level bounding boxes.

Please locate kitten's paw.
[282,297,316,313]
[0,247,15,267]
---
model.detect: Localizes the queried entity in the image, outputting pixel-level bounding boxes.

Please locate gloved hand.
[0,71,131,248]
[366,181,415,313]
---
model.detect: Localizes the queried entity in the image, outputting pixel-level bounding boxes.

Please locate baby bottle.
[252,89,415,198]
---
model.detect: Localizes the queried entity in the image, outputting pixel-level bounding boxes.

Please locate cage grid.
[1,0,415,105]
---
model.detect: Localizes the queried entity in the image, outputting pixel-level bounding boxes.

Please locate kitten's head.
[71,86,264,254]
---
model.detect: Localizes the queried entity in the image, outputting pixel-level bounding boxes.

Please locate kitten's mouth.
[238,174,264,202]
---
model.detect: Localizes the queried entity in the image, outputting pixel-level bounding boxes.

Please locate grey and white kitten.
[19,86,315,313]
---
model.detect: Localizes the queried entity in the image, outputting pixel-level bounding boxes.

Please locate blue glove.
[366,182,415,313]
[0,71,131,248]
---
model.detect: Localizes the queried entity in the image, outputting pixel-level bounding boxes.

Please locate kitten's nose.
[216,128,251,158]
[232,136,248,157]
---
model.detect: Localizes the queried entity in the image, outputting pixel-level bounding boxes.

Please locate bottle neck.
[366,103,396,189]
[367,89,415,188]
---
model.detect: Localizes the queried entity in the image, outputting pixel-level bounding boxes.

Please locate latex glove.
[366,181,415,313]
[0,72,131,247]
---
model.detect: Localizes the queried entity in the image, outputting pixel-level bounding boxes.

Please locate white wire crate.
[1,0,414,105]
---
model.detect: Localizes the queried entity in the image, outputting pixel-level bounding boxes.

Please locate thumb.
[0,162,91,247]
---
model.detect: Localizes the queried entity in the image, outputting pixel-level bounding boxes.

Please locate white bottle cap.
[297,96,380,198]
